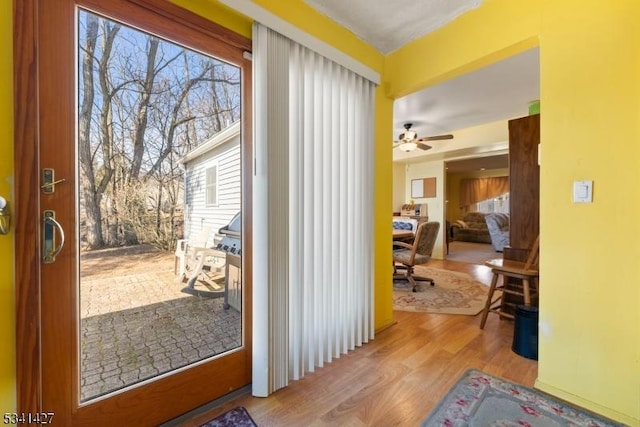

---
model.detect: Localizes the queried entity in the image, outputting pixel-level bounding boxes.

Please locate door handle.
[0,196,9,235]
[43,210,65,263]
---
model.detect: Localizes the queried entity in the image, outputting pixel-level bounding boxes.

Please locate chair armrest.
[392,241,413,250]
[175,239,188,255]
[452,220,468,229]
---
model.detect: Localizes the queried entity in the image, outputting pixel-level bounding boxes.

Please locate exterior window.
[477,193,509,214]
[206,165,218,205]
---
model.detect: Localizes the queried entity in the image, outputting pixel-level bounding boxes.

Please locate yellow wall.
[0,0,15,414]
[392,162,406,213]
[387,0,640,424]
[171,0,252,38]
[536,2,639,424]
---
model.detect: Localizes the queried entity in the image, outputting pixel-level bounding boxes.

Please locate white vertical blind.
[252,24,290,397]
[253,23,375,397]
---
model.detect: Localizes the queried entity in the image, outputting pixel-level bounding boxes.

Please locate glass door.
[18,0,252,424]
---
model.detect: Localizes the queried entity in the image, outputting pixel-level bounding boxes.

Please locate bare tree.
[97,20,123,246]
[78,9,241,251]
[78,13,102,248]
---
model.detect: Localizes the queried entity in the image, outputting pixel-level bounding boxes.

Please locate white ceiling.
[304,0,483,55]
[304,0,540,171]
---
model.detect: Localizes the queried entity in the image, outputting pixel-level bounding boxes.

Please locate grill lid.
[217,211,241,255]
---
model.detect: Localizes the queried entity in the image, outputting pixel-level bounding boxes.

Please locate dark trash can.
[512,305,539,360]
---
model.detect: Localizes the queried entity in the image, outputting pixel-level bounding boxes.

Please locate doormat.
[422,369,625,426]
[200,406,257,427]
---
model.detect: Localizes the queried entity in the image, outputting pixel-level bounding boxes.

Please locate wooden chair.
[393,221,440,292]
[479,236,539,329]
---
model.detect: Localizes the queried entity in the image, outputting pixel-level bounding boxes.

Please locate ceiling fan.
[393,123,453,152]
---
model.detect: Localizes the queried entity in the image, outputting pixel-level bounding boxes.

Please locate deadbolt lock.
[41,168,66,193]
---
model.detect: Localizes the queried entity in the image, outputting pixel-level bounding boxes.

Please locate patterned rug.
[422,369,625,426]
[200,407,257,427]
[393,266,499,315]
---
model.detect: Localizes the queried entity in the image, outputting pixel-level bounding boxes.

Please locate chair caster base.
[411,280,434,292]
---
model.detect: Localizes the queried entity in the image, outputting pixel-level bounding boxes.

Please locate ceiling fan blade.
[416,142,432,150]
[418,134,454,142]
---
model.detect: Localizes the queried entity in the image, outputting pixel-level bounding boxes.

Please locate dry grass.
[80,244,175,278]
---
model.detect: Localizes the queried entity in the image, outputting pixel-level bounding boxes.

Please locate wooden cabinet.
[504,114,540,262]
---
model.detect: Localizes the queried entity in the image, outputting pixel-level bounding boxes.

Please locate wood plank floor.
[177,260,538,427]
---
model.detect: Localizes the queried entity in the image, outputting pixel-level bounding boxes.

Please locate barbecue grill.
[216,211,241,255]
[181,212,242,309]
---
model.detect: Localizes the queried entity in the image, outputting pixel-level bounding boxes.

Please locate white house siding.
[182,132,241,248]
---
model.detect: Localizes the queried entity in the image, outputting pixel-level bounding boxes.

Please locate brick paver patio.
[79,246,241,401]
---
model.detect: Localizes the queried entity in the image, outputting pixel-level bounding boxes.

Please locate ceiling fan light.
[399,141,417,152]
[399,130,417,141]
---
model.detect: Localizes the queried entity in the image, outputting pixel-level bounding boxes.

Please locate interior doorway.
[391,47,539,261]
[445,154,509,263]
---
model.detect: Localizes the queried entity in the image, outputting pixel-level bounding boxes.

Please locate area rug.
[422,369,625,426]
[200,406,257,427]
[393,266,499,315]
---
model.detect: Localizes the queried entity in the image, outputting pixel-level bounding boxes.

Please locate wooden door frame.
[14,0,253,420]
